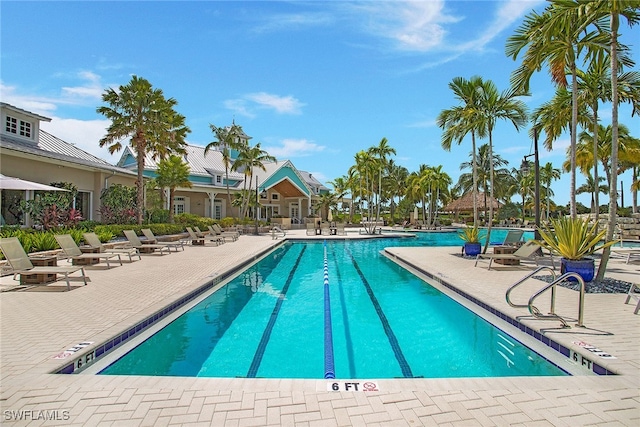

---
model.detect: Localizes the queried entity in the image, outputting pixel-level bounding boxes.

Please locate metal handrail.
[506,266,557,311]
[528,272,587,328]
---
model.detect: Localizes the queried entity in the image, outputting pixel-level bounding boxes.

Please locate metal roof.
[0,130,136,175]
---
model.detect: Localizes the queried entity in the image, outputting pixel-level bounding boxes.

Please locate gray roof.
[0,130,136,175]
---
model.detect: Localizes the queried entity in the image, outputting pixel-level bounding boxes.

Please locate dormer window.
[5,115,32,138]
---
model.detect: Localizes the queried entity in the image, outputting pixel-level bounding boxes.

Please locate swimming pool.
[97,236,570,379]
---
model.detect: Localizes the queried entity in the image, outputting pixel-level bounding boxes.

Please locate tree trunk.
[471,132,479,228]
[135,138,146,225]
[168,188,175,223]
[570,65,578,219]
[483,134,495,255]
[597,12,620,281]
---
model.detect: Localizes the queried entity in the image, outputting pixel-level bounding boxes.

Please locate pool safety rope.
[323,241,336,379]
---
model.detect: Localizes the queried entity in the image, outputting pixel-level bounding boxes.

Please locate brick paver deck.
[1,229,638,426]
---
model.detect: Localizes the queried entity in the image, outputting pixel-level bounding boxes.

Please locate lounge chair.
[123,230,171,255]
[474,241,554,270]
[271,226,286,240]
[491,229,524,247]
[82,232,141,262]
[186,227,224,246]
[624,283,640,314]
[306,222,316,236]
[0,237,87,290]
[141,229,185,252]
[336,223,346,236]
[210,224,239,241]
[320,222,330,236]
[611,247,640,264]
[55,234,123,268]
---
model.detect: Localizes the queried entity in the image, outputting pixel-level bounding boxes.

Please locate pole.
[533,129,541,240]
[254,176,259,235]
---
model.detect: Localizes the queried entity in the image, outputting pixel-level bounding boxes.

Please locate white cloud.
[252,12,334,33]
[347,0,459,52]
[246,92,304,114]
[39,117,123,164]
[225,92,305,116]
[263,138,325,158]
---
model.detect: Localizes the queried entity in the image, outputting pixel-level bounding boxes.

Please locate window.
[271,193,279,200]
[216,175,222,184]
[5,115,32,138]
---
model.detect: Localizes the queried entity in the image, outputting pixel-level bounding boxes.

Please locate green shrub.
[29,232,59,252]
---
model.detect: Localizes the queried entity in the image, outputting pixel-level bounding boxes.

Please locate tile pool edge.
[53,243,284,375]
[382,248,618,377]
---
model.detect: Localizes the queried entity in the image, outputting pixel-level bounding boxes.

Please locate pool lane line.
[328,244,357,378]
[246,245,307,378]
[344,247,415,378]
[323,241,335,379]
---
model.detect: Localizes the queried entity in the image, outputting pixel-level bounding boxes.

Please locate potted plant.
[536,217,616,282]
[458,226,484,257]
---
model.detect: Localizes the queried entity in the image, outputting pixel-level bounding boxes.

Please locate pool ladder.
[505,266,587,328]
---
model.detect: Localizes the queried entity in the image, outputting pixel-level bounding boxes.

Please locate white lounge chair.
[475,241,554,270]
[82,232,141,262]
[123,230,171,255]
[55,234,123,268]
[0,237,87,290]
[186,227,224,246]
[141,229,185,252]
[611,247,640,264]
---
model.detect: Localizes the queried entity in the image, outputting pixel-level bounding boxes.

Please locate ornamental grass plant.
[536,217,616,261]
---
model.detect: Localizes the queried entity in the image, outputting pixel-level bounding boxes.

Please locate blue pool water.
[100,232,567,379]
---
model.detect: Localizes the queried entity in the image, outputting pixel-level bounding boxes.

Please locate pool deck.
[1,229,638,426]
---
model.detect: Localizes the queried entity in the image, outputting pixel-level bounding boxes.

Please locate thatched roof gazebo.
[443,192,502,221]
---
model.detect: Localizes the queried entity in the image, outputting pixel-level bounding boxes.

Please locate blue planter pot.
[561,258,595,282]
[464,242,482,257]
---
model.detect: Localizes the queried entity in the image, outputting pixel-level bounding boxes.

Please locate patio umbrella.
[0,175,68,191]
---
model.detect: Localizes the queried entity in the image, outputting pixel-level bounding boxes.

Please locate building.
[0,103,136,225]
[116,142,330,225]
[0,103,330,226]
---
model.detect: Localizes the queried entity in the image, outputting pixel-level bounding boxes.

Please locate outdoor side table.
[493,246,519,265]
[24,255,58,284]
[75,246,101,265]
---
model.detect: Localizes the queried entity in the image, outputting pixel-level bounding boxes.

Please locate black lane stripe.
[329,244,356,378]
[246,245,307,378]
[345,247,414,378]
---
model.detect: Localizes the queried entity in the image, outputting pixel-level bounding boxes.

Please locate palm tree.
[507,3,607,219]
[539,162,562,221]
[204,122,244,217]
[233,142,276,219]
[155,155,192,223]
[368,138,396,228]
[327,175,349,219]
[315,192,338,221]
[350,150,377,233]
[97,75,190,224]
[384,160,409,224]
[438,76,487,228]
[509,167,534,222]
[424,165,452,226]
[475,80,528,253]
[577,174,609,214]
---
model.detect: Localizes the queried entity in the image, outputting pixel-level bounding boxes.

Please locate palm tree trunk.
[570,65,578,219]
[135,141,146,225]
[471,132,479,228]
[598,11,620,280]
[168,188,175,223]
[592,104,600,222]
[483,134,495,254]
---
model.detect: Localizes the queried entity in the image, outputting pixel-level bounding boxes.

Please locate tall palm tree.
[507,3,607,218]
[384,160,409,224]
[424,165,452,226]
[155,155,192,223]
[204,122,244,217]
[233,143,276,219]
[509,167,534,222]
[475,80,528,253]
[97,75,190,224]
[438,76,487,228]
[368,138,396,228]
[539,162,562,221]
[577,174,609,214]
[327,175,349,218]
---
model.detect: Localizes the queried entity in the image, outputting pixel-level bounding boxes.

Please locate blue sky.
[1,1,638,207]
